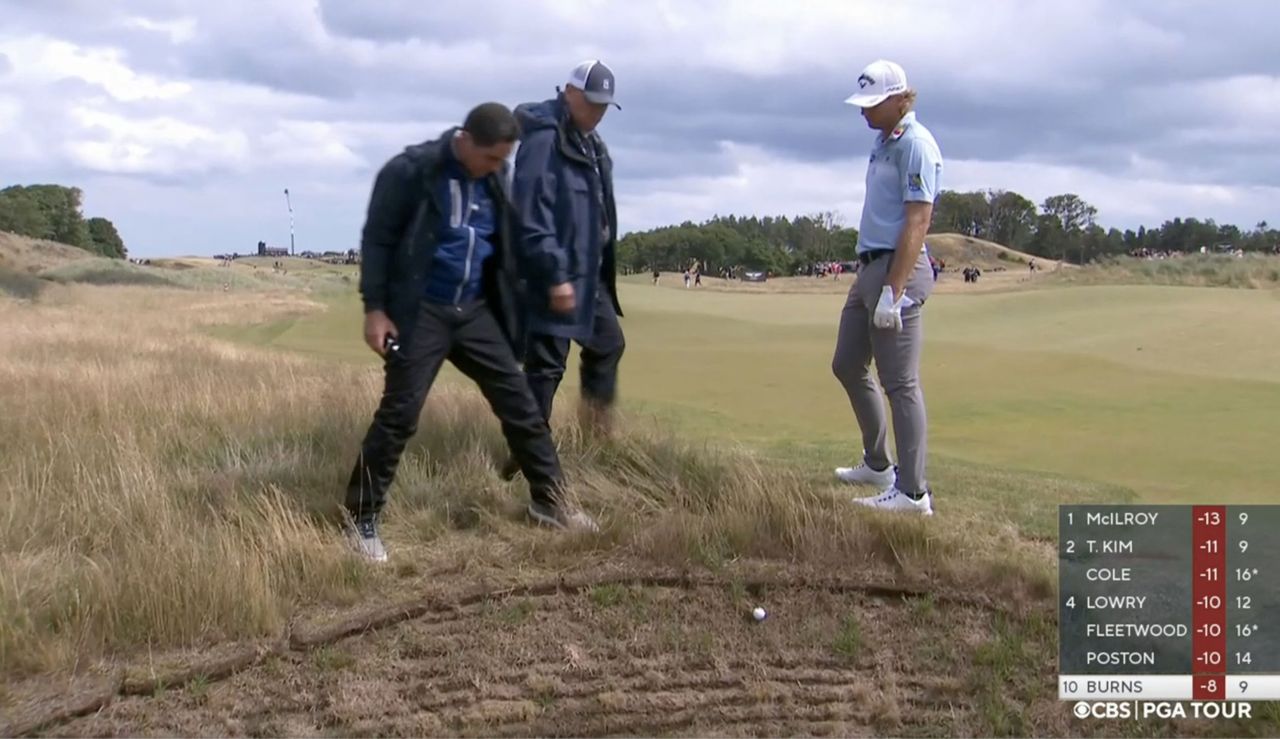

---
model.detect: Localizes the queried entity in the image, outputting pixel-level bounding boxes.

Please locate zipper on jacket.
[454,179,477,305]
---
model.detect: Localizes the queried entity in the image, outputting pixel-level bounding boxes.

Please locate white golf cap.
[844,59,909,108]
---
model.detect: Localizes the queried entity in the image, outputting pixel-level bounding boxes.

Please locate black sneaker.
[346,515,388,562]
[527,500,600,533]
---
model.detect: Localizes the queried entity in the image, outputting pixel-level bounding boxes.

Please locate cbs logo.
[1073,701,1133,719]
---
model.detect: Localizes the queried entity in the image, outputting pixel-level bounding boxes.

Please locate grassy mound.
[36,256,357,295]
[0,231,97,274]
[1051,254,1280,289]
[0,266,46,300]
[924,233,1064,270]
[40,258,181,288]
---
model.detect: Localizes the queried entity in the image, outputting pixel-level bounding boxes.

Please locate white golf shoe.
[346,516,389,562]
[834,460,896,488]
[851,487,934,516]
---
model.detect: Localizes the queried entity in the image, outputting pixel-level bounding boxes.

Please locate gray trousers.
[831,250,935,495]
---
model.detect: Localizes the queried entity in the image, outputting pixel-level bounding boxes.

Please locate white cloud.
[258,121,365,169]
[122,16,198,44]
[65,106,252,175]
[1,36,190,101]
[0,31,372,180]
[618,142,865,232]
[0,95,19,131]
[944,158,1277,228]
[1,0,1278,256]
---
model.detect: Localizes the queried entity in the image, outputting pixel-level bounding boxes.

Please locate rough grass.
[0,283,1055,678]
[0,231,96,274]
[40,258,181,287]
[922,232,1066,270]
[37,256,357,295]
[1052,254,1280,289]
[0,265,46,300]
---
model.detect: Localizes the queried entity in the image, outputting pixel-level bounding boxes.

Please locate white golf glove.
[873,286,915,331]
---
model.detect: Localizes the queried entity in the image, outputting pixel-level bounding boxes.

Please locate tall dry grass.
[38,256,355,295]
[0,283,1052,679]
[1051,254,1280,289]
[0,285,372,676]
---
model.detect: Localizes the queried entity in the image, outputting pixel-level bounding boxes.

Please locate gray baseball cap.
[566,60,620,109]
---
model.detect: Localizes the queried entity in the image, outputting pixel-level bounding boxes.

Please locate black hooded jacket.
[357,127,526,357]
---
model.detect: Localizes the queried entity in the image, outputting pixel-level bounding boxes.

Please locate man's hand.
[550,282,576,314]
[873,285,915,331]
[363,310,398,355]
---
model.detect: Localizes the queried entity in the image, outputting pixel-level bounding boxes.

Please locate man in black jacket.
[345,102,598,563]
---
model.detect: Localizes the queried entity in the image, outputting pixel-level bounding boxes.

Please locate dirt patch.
[0,668,122,737]
[10,566,1268,737]
[43,575,1025,737]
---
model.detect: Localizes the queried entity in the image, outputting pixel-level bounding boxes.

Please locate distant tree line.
[930,190,1278,263]
[617,212,858,275]
[0,184,128,259]
[619,191,1278,272]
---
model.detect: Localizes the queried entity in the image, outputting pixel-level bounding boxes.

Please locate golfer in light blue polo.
[831,59,942,515]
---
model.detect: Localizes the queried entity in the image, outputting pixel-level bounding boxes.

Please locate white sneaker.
[851,487,934,516]
[346,517,389,562]
[834,460,896,488]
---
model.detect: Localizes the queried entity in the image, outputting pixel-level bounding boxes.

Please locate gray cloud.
[205,2,1280,193]
[183,42,357,100]
[2,0,1278,256]
[11,0,1275,188]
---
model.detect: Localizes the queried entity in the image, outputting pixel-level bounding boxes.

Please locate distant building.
[257,240,288,257]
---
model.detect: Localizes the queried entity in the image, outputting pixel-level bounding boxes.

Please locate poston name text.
[1085,651,1157,666]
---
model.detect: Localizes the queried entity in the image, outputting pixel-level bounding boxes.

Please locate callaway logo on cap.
[845,59,908,108]
[566,60,621,109]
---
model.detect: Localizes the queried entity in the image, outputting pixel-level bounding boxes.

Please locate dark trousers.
[345,300,563,520]
[524,290,625,423]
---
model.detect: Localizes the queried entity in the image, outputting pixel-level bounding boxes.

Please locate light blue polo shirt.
[856,111,943,254]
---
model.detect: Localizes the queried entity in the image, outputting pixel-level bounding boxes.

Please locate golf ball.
[752,606,767,621]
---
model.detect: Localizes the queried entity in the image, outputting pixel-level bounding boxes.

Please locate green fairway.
[215,279,1280,505]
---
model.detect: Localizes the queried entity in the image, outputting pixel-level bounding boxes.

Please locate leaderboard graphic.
[1059,505,1280,701]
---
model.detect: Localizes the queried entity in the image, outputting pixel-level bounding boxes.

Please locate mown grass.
[0,282,1062,678]
[218,278,1280,505]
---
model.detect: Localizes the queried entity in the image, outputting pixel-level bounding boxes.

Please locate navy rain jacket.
[511,94,623,340]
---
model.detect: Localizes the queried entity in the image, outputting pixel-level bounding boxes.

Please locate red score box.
[1194,673,1226,701]
[1192,506,1226,683]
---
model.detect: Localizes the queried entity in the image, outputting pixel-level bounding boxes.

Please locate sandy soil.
[30,573,1034,738]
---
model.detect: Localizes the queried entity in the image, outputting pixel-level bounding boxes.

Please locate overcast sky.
[1,0,1277,257]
